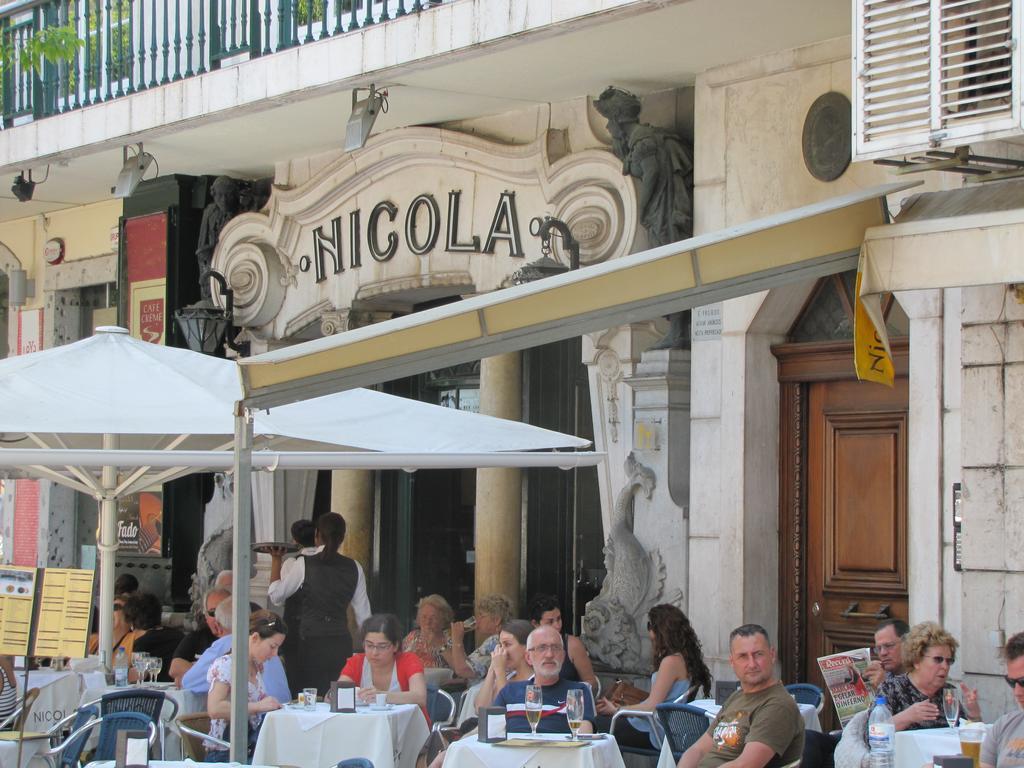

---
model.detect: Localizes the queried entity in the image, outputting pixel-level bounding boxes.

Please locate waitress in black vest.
[268,512,371,696]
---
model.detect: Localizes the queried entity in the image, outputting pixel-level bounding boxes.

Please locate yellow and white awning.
[238,182,917,409]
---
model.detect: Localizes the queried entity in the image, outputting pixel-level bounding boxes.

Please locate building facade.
[0,0,1021,722]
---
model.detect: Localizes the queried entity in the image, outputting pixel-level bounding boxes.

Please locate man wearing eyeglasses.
[982,631,1024,768]
[493,625,596,734]
[865,619,911,689]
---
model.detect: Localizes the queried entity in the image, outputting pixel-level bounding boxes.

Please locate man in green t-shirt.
[677,624,804,768]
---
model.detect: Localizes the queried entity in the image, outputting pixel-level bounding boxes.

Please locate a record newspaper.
[817,647,875,726]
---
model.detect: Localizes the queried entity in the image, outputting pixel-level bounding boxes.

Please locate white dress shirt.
[267,545,371,626]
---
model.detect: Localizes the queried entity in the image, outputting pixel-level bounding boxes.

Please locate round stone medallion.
[802,92,852,182]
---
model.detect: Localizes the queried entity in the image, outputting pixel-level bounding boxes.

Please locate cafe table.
[442,733,626,768]
[21,669,108,733]
[691,698,823,733]
[86,761,276,768]
[252,701,429,768]
[0,731,49,768]
[894,727,964,768]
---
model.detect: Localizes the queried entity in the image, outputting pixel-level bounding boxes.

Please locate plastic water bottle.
[114,646,128,687]
[868,695,895,768]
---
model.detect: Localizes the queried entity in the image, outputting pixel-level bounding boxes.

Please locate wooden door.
[776,341,909,731]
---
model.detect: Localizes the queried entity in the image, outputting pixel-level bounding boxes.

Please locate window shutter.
[854,0,1019,160]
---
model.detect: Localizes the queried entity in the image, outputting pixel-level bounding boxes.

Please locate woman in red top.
[340,614,428,719]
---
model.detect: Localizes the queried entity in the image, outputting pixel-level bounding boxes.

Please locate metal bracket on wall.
[875,145,1024,183]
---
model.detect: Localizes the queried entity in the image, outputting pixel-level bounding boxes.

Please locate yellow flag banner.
[853,268,894,387]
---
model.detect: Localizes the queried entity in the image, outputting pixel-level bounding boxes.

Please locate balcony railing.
[0,0,441,125]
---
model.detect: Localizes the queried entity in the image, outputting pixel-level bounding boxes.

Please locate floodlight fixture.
[11,172,35,202]
[113,143,157,198]
[345,84,388,152]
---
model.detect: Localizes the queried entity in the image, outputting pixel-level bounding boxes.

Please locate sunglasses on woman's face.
[113,603,124,611]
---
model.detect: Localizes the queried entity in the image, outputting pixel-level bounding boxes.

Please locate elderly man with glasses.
[492,625,596,734]
[865,619,911,689]
[169,586,230,686]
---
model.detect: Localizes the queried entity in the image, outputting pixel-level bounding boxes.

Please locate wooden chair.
[175,711,228,761]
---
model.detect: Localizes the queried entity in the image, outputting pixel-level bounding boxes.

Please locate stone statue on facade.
[582,453,679,672]
[195,175,272,302]
[594,86,695,349]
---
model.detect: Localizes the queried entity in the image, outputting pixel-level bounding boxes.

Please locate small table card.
[330,680,357,713]
[479,706,506,743]
[115,730,149,768]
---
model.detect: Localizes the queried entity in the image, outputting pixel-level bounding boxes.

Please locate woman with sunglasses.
[205,610,287,762]
[836,622,982,768]
[339,614,428,720]
[874,621,980,731]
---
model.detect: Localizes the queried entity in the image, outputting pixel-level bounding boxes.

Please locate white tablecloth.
[894,728,962,768]
[85,761,276,768]
[21,670,108,732]
[0,736,48,768]
[443,733,626,768]
[79,683,195,759]
[690,698,822,732]
[252,702,430,768]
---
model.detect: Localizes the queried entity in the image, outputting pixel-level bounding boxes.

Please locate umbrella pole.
[98,434,118,671]
[230,406,254,764]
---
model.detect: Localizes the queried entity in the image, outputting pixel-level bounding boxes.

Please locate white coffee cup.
[375,693,387,708]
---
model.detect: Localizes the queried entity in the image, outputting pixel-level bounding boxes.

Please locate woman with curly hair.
[836,622,982,768]
[596,604,711,749]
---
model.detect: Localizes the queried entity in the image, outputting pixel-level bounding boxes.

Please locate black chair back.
[656,702,710,760]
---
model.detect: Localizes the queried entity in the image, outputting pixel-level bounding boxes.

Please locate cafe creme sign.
[213,128,638,339]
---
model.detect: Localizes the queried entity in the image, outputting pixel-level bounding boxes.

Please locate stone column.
[334,470,373,572]
[474,352,522,610]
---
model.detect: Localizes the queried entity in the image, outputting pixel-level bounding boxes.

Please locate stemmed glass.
[147,656,161,684]
[943,687,960,729]
[565,689,584,740]
[525,685,543,736]
[132,653,150,687]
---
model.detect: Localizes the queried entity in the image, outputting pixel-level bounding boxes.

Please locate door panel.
[804,377,908,729]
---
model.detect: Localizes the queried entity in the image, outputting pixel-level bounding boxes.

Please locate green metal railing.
[0,0,440,124]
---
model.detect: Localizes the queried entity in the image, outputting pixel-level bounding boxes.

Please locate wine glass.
[943,687,960,729]
[525,685,543,736]
[147,655,162,684]
[565,689,584,740]
[132,653,149,687]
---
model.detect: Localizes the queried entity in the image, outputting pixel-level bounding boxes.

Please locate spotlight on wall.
[344,85,387,152]
[11,172,36,202]
[113,143,157,198]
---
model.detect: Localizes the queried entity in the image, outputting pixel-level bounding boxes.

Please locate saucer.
[370,703,394,711]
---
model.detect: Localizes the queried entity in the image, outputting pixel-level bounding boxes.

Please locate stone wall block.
[960,467,1005,571]
[690,340,721,418]
[686,537,720,653]
[962,323,1006,366]
[1007,364,1024,466]
[1007,322,1024,363]
[1005,468,1024,571]
[1005,288,1024,322]
[961,366,1004,467]
[962,286,1009,324]
[958,570,1006,672]
[688,418,721,537]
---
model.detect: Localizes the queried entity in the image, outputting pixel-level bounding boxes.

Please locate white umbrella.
[0,326,593,665]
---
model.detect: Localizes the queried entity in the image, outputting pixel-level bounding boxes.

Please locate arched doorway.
[772,270,910,729]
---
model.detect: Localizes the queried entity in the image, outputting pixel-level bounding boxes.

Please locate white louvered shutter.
[854,0,1020,160]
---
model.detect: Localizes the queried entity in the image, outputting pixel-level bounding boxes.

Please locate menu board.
[32,569,94,658]
[0,566,38,655]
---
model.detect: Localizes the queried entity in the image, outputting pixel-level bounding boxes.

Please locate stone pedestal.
[474,352,522,610]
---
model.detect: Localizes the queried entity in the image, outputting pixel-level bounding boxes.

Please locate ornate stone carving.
[582,453,678,672]
[320,309,395,336]
[213,127,638,339]
[595,348,622,443]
